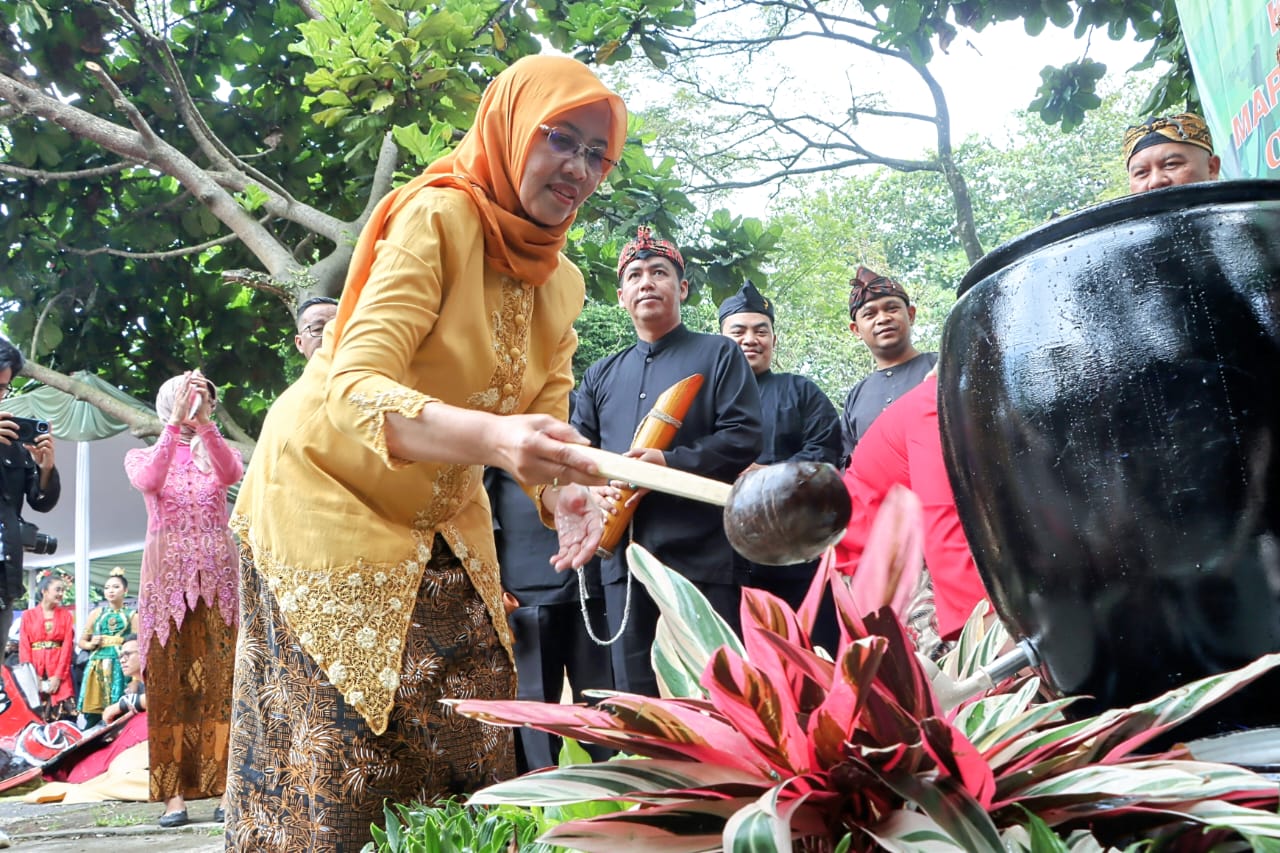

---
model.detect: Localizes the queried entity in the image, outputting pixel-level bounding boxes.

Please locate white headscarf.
[155,374,213,473]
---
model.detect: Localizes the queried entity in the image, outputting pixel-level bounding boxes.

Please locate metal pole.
[75,440,91,636]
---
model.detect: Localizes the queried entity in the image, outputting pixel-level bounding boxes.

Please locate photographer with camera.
[0,338,61,646]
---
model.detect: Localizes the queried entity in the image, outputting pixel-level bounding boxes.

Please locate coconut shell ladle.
[574,446,852,565]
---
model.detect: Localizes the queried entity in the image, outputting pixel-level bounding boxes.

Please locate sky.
[907,20,1152,146]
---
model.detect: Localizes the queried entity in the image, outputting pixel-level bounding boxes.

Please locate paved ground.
[0,791,225,851]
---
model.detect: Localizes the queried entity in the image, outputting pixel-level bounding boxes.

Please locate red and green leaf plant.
[452,489,1280,852]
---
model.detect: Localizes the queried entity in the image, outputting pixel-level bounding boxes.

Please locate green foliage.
[1029,59,1106,131]
[3,0,777,439]
[572,300,632,379]
[457,533,1280,852]
[764,90,1136,400]
[361,800,555,853]
[1,0,335,432]
[359,739,624,852]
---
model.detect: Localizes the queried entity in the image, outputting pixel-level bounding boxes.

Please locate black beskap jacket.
[0,441,60,604]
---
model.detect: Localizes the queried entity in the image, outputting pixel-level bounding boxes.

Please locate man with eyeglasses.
[102,635,146,723]
[294,295,339,361]
[0,337,61,650]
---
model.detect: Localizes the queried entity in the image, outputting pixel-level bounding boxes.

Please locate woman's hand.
[488,414,607,488]
[190,369,214,425]
[46,675,61,693]
[168,373,195,426]
[549,483,605,571]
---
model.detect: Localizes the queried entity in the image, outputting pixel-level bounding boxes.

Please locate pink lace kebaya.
[125,414,243,663]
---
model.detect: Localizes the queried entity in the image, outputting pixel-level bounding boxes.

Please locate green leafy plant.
[453,490,1280,851]
[361,738,625,852]
[361,799,553,853]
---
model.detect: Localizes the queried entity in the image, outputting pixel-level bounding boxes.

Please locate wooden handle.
[575,445,732,507]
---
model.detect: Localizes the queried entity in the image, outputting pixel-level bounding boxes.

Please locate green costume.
[77,605,134,719]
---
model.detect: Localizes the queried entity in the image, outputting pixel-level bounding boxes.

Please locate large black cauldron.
[939,181,1280,734]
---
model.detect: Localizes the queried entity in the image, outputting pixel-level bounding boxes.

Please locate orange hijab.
[333,55,627,344]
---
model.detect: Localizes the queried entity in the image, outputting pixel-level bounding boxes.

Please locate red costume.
[19,604,76,710]
[833,375,989,640]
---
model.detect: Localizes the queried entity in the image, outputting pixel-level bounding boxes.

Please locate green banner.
[1176,0,1280,178]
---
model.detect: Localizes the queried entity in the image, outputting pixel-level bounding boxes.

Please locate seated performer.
[19,572,75,722]
[77,567,138,725]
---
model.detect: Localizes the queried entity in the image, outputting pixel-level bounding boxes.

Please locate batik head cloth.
[1122,113,1214,165]
[718,280,774,326]
[616,225,685,279]
[848,265,910,319]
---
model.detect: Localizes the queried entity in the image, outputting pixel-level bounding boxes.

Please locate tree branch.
[0,160,138,182]
[59,232,241,260]
[294,0,324,21]
[307,132,401,297]
[0,67,303,277]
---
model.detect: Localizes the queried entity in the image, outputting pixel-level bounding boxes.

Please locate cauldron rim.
[958,179,1280,297]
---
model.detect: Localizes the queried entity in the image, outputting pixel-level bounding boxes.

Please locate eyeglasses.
[538,125,618,174]
[301,322,328,339]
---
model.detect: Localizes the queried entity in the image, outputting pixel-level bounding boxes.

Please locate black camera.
[20,521,56,555]
[11,417,50,445]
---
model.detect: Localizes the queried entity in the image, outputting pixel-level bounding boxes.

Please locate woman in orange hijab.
[226,55,625,851]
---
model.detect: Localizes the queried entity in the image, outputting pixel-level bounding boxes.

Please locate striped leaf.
[850,485,925,623]
[469,758,764,807]
[1163,799,1280,842]
[627,544,746,686]
[722,784,824,853]
[450,696,768,772]
[874,767,1005,851]
[862,810,970,852]
[539,797,754,853]
[654,618,706,700]
[938,601,1005,681]
[704,647,812,776]
[1012,759,1279,803]
[992,652,1280,780]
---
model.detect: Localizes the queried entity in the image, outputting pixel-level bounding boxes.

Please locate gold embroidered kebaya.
[231,188,584,735]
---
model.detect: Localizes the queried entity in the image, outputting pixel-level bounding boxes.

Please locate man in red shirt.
[832,373,989,643]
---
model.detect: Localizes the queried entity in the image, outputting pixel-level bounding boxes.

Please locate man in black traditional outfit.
[840,266,937,463]
[719,282,841,630]
[1123,112,1220,195]
[572,227,762,696]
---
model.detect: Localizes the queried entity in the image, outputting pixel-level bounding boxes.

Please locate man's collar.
[636,323,689,354]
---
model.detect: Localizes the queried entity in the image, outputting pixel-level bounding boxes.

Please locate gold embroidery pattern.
[469,279,533,416]
[438,277,533,654]
[438,523,513,654]
[346,388,435,468]
[407,464,513,659]
[232,520,427,735]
